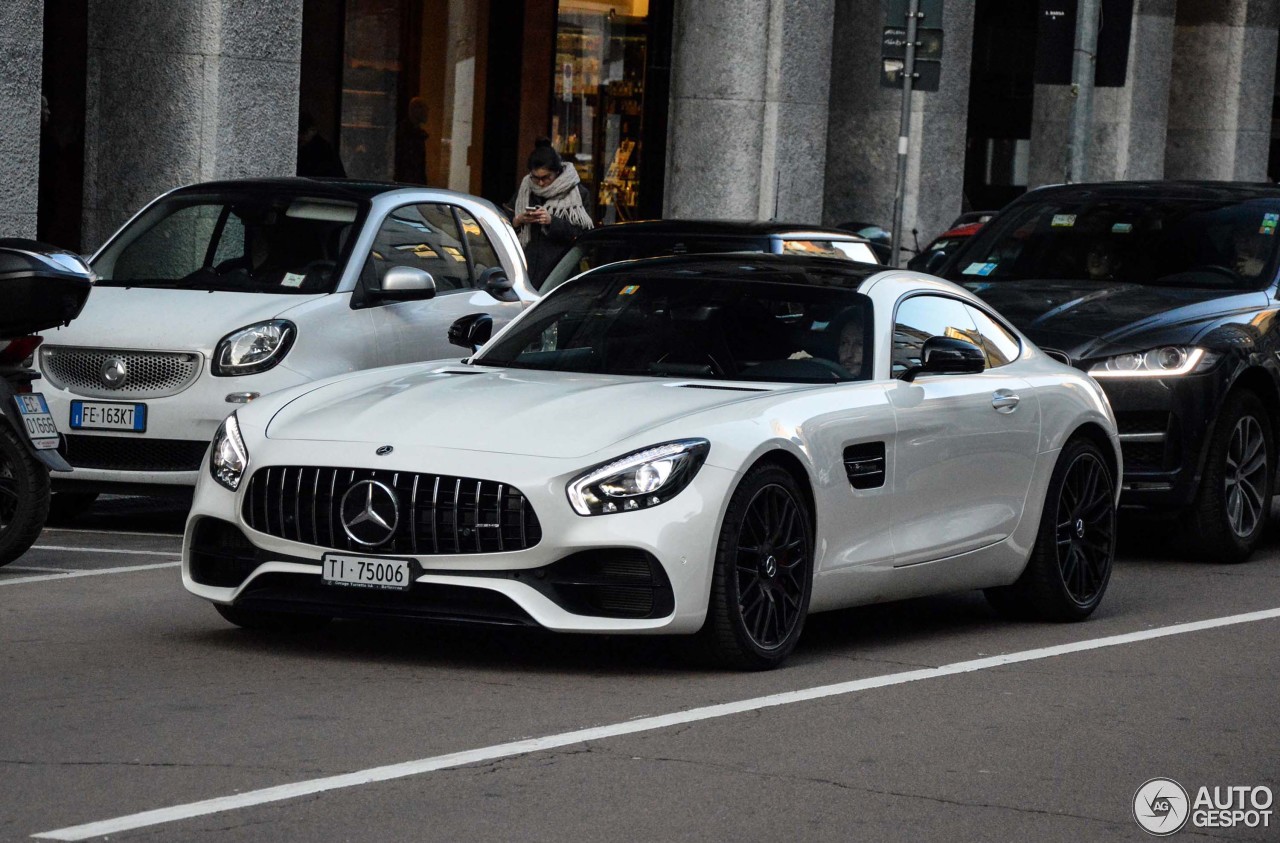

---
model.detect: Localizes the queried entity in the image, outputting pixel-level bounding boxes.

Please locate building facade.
[3,0,1280,258]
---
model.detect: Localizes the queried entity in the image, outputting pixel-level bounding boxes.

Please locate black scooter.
[0,240,93,565]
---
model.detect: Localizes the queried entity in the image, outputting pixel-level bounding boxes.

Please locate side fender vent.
[843,442,886,490]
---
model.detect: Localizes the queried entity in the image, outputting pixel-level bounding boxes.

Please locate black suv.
[939,182,1280,562]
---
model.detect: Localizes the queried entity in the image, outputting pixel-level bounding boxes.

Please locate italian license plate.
[70,400,147,432]
[13,393,60,450]
[322,553,412,591]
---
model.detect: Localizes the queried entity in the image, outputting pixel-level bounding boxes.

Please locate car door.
[363,202,524,366]
[886,293,1040,566]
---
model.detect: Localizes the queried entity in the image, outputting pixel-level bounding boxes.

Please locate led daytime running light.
[209,413,249,490]
[1089,347,1208,378]
[567,439,709,516]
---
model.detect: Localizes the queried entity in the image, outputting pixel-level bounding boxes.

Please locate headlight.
[210,413,248,490]
[212,320,296,376]
[567,439,710,516]
[1088,346,1219,378]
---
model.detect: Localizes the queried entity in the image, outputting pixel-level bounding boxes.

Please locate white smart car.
[37,178,535,512]
[183,253,1121,669]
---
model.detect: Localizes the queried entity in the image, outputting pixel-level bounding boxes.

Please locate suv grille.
[41,346,202,398]
[242,466,542,555]
[61,434,208,471]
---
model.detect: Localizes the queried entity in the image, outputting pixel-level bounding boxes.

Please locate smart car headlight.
[1088,346,1218,378]
[567,439,710,516]
[213,320,296,376]
[209,413,248,490]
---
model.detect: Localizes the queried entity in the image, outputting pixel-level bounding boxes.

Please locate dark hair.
[527,137,563,172]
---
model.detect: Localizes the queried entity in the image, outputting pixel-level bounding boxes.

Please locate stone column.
[1028,0,1176,186]
[82,0,304,249]
[663,0,836,223]
[1164,0,1279,181]
[823,0,976,252]
[0,0,45,239]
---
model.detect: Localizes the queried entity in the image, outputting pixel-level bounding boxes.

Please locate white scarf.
[514,165,594,246]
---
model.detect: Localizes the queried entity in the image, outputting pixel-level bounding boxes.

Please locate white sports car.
[183,254,1121,669]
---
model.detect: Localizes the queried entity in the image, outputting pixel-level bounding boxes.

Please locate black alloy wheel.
[986,437,1116,621]
[1187,391,1273,564]
[0,423,50,567]
[1224,414,1267,539]
[700,463,813,669]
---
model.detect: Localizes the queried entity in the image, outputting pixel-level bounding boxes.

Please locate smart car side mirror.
[448,313,493,352]
[372,266,437,301]
[478,266,519,303]
[903,336,985,381]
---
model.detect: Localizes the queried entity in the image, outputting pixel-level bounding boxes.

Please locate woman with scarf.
[510,139,593,289]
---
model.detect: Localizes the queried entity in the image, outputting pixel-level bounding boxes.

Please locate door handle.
[992,390,1020,413]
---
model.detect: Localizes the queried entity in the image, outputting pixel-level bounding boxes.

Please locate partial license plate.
[70,400,147,432]
[13,393,60,450]
[322,553,412,591]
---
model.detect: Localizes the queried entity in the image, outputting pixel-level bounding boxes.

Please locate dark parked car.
[539,220,877,294]
[908,221,984,272]
[938,181,1280,562]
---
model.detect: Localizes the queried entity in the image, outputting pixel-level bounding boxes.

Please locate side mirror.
[372,266,437,301]
[478,266,519,303]
[448,313,494,352]
[922,250,948,275]
[902,336,985,381]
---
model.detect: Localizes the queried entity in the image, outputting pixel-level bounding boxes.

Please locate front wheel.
[1186,391,1273,564]
[0,423,51,567]
[986,437,1116,621]
[698,463,814,670]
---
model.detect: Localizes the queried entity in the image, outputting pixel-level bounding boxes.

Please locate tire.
[697,463,814,670]
[0,422,51,567]
[47,491,99,522]
[214,603,332,634]
[986,437,1116,622]
[1186,391,1273,564]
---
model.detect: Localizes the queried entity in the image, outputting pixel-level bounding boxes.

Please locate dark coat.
[511,183,593,290]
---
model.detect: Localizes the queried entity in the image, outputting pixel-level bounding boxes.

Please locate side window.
[454,206,504,282]
[964,304,1021,367]
[830,241,877,263]
[368,204,470,293]
[891,295,981,378]
[112,204,221,281]
[781,239,840,258]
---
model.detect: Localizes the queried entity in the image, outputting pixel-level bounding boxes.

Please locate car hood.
[265,365,785,459]
[38,286,327,353]
[962,279,1268,359]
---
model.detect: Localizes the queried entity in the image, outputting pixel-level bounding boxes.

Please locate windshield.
[477,273,873,384]
[946,196,1280,290]
[93,192,363,294]
[540,235,772,294]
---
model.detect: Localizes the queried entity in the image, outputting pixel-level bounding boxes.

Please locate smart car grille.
[40,346,202,398]
[241,466,542,554]
[60,434,208,471]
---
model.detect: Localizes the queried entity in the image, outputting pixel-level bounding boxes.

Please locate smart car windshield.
[93,192,363,294]
[947,196,1280,290]
[477,273,874,383]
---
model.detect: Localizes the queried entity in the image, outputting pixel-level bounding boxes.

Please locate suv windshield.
[477,273,873,383]
[93,192,363,294]
[540,235,771,294]
[946,196,1280,290]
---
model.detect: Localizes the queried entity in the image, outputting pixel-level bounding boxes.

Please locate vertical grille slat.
[242,466,540,555]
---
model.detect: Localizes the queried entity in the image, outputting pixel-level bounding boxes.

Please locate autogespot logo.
[1134,778,1190,836]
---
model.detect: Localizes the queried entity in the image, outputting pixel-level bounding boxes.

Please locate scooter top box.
[0,239,94,338]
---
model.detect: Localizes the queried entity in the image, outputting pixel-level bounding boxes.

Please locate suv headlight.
[567,439,710,516]
[1089,346,1218,378]
[210,413,248,490]
[213,320,296,376]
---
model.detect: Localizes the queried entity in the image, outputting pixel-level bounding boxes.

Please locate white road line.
[32,606,1280,842]
[30,545,177,556]
[42,527,183,539]
[0,562,179,587]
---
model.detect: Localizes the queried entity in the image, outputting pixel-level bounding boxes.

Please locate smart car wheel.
[214,604,332,634]
[700,463,813,670]
[986,437,1115,621]
[0,423,50,567]
[1187,391,1272,564]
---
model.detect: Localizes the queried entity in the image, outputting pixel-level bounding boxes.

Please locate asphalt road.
[2,500,1278,842]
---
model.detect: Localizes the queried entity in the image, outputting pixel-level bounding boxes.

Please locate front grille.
[242,466,542,555]
[41,345,202,398]
[533,549,674,619]
[1117,411,1170,436]
[61,434,208,471]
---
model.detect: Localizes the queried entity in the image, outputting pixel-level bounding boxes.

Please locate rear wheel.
[986,437,1116,621]
[1186,391,1272,564]
[698,463,813,670]
[0,423,50,567]
[214,604,332,634]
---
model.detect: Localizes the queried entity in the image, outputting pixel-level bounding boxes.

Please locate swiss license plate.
[322,553,412,591]
[70,400,147,432]
[13,393,60,450]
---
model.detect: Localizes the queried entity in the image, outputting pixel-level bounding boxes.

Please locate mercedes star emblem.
[100,357,128,388]
[340,479,400,546]
[376,445,394,456]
